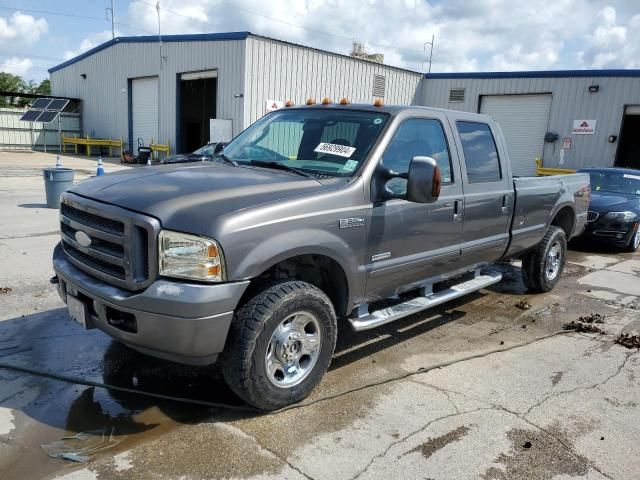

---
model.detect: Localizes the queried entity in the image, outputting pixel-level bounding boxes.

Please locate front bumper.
[581,220,638,246]
[53,243,250,365]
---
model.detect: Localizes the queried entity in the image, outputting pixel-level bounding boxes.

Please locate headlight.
[604,211,638,222]
[159,230,225,282]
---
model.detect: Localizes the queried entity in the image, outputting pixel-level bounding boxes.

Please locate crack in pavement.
[231,423,316,480]
[522,350,638,418]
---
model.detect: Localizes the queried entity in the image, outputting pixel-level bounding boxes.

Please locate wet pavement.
[1,152,639,479]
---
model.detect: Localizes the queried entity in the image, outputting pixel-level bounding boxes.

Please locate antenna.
[424,34,435,73]
[106,0,115,39]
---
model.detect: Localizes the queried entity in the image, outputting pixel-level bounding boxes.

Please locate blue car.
[578,168,640,252]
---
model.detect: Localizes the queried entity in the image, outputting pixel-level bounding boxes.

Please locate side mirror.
[213,142,227,155]
[407,156,441,203]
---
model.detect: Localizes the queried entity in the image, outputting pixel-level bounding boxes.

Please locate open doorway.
[179,70,217,153]
[616,106,640,170]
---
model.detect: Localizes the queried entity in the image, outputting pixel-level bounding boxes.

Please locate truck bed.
[503,173,590,259]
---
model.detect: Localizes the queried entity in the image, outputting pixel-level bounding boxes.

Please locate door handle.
[501,195,509,215]
[453,199,463,222]
[501,206,508,214]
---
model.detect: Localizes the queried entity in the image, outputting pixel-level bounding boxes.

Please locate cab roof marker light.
[339,97,349,105]
[306,98,316,105]
[285,100,294,107]
[373,99,384,107]
[321,97,331,105]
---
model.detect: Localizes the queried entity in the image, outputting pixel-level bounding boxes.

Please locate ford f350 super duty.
[52,103,590,410]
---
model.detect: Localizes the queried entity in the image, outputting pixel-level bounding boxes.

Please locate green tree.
[0,73,50,107]
[0,72,27,107]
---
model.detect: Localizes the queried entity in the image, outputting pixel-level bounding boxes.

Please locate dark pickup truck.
[52,103,590,410]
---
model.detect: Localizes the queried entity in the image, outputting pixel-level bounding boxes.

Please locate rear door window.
[456,121,502,183]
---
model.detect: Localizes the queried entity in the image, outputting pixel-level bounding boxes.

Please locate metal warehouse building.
[49,33,640,175]
[421,70,640,175]
[49,32,422,155]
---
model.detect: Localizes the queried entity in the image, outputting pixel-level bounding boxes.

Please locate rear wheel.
[522,225,567,293]
[624,227,640,253]
[221,280,337,411]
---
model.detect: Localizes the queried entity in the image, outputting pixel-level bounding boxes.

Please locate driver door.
[364,116,465,300]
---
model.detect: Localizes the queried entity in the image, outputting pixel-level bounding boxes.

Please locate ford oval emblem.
[75,230,92,248]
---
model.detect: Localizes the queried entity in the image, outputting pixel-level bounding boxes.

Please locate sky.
[0,0,639,82]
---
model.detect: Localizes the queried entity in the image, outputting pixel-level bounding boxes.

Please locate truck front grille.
[60,194,159,291]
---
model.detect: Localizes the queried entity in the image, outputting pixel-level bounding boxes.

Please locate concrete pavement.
[0,151,638,480]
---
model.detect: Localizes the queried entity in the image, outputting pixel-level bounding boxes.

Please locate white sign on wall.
[572,119,597,135]
[265,100,284,113]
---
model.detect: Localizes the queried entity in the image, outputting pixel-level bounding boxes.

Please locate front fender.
[227,227,364,304]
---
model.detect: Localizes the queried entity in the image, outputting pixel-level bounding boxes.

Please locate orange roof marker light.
[321,97,331,105]
[285,100,294,107]
[306,98,316,105]
[339,97,349,105]
[373,99,384,107]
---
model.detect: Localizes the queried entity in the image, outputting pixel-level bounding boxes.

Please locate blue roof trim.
[48,31,251,73]
[425,69,640,79]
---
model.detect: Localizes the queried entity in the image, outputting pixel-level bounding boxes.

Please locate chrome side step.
[349,272,503,331]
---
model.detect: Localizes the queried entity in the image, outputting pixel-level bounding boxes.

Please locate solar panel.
[47,99,69,111]
[20,110,43,122]
[31,98,53,109]
[36,110,59,123]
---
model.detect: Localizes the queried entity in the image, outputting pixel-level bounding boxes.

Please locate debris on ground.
[514,299,532,310]
[615,333,640,349]
[577,313,605,324]
[563,321,605,334]
[41,429,120,463]
[0,287,11,294]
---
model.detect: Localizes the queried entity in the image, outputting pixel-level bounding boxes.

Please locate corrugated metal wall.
[243,36,423,126]
[0,108,81,150]
[420,76,640,170]
[51,39,246,151]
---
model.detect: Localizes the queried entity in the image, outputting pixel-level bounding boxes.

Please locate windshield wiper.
[250,160,315,179]
[214,153,238,167]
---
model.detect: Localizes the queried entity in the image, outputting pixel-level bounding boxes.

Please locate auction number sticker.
[314,142,356,158]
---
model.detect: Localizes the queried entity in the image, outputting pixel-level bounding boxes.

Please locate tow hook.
[50,275,59,285]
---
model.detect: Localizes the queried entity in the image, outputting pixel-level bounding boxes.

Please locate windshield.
[587,171,640,195]
[193,143,216,156]
[222,109,390,176]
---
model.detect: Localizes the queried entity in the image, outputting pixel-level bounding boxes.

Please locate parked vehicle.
[577,168,640,252]
[160,142,225,164]
[51,102,590,410]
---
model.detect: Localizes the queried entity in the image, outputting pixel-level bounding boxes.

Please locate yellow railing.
[149,138,170,160]
[61,135,123,157]
[535,158,576,176]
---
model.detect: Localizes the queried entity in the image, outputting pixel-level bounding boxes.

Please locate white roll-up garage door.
[480,94,552,176]
[132,77,158,147]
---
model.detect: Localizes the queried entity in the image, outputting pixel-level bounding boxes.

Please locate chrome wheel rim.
[265,311,321,388]
[545,241,562,281]
[633,231,640,250]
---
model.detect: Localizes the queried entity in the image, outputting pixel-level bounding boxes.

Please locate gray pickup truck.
[52,103,590,410]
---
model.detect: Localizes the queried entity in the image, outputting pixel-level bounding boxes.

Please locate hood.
[69,163,333,234]
[590,191,640,212]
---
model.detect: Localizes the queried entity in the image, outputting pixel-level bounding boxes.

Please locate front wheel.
[624,227,640,253]
[221,280,337,411]
[522,225,567,293]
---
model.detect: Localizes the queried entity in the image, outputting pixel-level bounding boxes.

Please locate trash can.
[137,146,151,164]
[42,167,74,209]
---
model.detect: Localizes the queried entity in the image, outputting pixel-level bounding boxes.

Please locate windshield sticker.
[373,118,383,125]
[343,159,359,172]
[314,142,356,158]
[623,174,640,180]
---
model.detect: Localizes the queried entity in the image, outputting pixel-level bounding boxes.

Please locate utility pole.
[424,35,435,74]
[106,0,115,39]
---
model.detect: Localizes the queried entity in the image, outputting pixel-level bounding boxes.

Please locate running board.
[349,272,503,331]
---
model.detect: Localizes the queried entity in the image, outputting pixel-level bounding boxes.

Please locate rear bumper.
[53,243,250,365]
